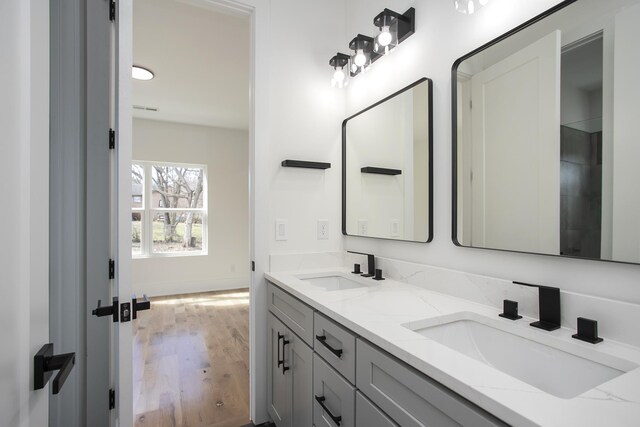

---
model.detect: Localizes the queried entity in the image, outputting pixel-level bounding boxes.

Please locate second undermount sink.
[296,273,372,291]
[402,312,637,399]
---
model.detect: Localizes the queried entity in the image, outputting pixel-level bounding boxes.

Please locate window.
[132,162,207,257]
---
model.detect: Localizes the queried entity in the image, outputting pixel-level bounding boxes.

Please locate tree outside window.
[132,162,207,257]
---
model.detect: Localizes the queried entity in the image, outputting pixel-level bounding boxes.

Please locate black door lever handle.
[34,343,76,395]
[91,297,119,322]
[132,294,151,319]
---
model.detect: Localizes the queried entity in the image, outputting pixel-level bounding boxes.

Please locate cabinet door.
[268,313,290,427]
[355,392,398,427]
[314,354,356,427]
[288,329,313,427]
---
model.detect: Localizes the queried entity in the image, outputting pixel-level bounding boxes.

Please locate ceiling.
[133,0,250,130]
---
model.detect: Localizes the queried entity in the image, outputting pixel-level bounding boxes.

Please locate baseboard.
[133,277,250,298]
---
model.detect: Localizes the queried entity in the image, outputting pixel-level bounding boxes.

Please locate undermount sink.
[296,274,372,291]
[403,312,637,399]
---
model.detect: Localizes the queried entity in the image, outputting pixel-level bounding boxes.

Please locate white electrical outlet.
[391,219,400,237]
[275,219,288,241]
[357,219,368,235]
[317,220,329,240]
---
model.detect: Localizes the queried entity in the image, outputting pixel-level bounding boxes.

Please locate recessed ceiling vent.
[133,105,158,112]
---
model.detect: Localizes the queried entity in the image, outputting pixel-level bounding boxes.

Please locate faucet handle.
[499,299,522,321]
[572,317,603,344]
[352,264,361,274]
[373,268,385,281]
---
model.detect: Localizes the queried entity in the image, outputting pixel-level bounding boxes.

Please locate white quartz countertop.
[265,268,640,427]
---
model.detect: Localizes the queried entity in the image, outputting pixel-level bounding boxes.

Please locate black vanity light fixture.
[373,8,416,55]
[330,7,415,83]
[349,34,378,76]
[454,0,490,15]
[330,53,350,88]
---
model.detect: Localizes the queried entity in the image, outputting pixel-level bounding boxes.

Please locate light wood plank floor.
[133,290,250,427]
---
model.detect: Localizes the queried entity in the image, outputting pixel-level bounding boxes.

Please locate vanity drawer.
[356,339,508,427]
[314,354,355,427]
[268,282,314,346]
[355,391,398,427]
[314,312,357,384]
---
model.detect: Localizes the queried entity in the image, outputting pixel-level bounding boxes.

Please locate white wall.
[132,118,249,296]
[265,0,347,255]
[342,0,640,305]
[0,0,50,426]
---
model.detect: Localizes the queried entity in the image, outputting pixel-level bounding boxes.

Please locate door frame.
[117,0,272,423]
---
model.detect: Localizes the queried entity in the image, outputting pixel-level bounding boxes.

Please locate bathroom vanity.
[265,264,640,427]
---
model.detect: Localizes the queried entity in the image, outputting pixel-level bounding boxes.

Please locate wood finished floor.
[133,290,250,427]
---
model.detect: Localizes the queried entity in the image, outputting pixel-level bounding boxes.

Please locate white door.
[1,0,51,426]
[114,0,135,424]
[471,30,561,254]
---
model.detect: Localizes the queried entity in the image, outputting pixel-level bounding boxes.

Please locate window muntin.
[131,162,207,257]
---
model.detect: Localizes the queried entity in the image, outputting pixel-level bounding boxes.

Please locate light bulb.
[354,49,367,67]
[333,69,345,84]
[468,0,475,14]
[378,26,392,47]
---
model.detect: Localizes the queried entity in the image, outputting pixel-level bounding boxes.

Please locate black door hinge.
[109,128,115,149]
[109,388,115,410]
[109,259,115,280]
[251,261,255,272]
[109,0,116,22]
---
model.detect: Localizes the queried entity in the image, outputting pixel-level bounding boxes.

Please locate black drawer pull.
[316,334,343,358]
[315,395,342,426]
[277,332,284,367]
[281,337,290,374]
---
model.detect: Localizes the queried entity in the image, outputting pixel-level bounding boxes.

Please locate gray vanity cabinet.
[267,313,313,427]
[356,339,508,427]
[266,282,508,427]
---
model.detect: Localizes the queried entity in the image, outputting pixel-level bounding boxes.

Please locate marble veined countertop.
[265,268,640,427]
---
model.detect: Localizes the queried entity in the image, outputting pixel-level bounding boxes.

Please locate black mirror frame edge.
[342,77,434,243]
[450,0,640,265]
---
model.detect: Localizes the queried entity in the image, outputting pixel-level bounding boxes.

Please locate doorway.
[130,0,251,425]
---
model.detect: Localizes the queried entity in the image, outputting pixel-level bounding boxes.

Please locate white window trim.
[132,160,208,258]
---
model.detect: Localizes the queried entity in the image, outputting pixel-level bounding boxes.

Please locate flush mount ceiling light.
[132,65,154,81]
[330,53,350,88]
[373,8,415,55]
[454,0,490,14]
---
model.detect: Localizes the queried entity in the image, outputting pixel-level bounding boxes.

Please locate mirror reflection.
[343,78,432,242]
[454,0,640,263]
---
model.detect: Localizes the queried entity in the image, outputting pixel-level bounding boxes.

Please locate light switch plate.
[391,219,399,237]
[317,220,329,240]
[357,219,368,235]
[275,219,288,241]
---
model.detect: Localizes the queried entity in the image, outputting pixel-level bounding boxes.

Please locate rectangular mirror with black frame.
[343,77,433,242]
[453,0,640,264]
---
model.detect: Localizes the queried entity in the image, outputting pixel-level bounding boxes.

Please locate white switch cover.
[391,219,399,237]
[275,219,288,241]
[357,219,368,235]
[317,220,329,240]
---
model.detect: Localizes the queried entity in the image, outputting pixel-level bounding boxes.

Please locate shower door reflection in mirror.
[453,0,640,263]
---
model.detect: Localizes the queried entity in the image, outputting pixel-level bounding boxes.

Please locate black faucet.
[513,281,561,331]
[347,251,375,277]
